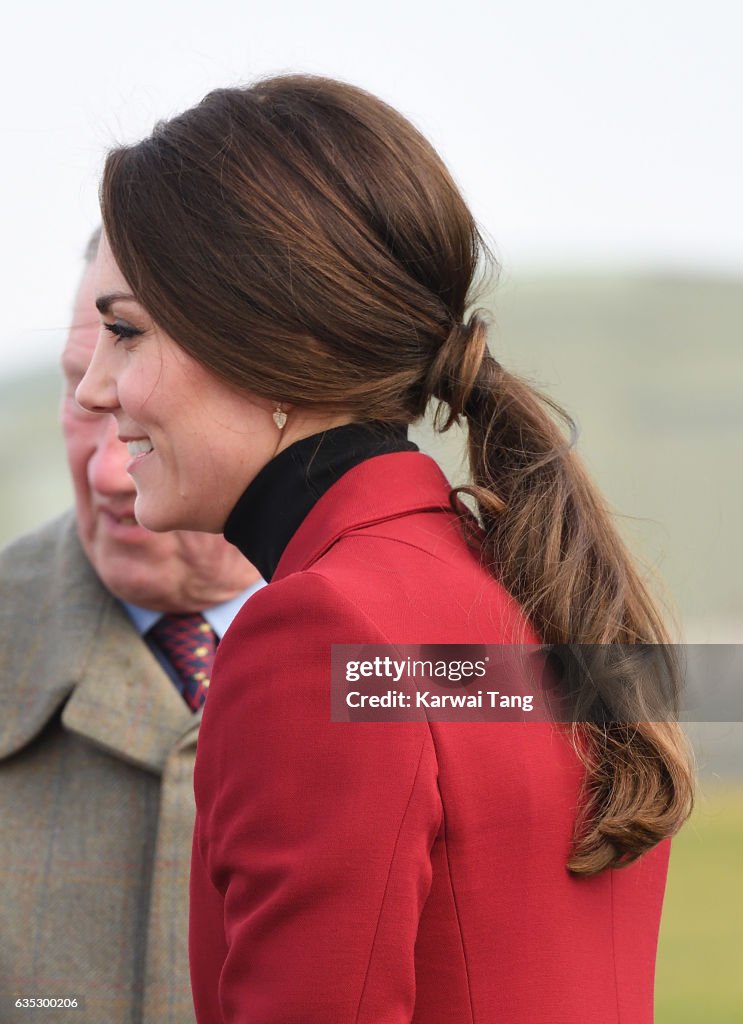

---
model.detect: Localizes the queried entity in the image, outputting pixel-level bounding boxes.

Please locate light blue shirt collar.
[122,577,266,639]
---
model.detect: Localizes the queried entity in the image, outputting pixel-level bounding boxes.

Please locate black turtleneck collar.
[223,421,418,581]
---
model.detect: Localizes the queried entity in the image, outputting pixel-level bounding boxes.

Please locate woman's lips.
[123,437,155,474]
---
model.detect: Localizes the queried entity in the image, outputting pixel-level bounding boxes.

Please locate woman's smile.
[125,438,154,458]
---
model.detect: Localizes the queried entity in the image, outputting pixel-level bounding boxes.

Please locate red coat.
[190,451,669,1023]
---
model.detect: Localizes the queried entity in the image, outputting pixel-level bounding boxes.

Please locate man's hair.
[84,226,102,264]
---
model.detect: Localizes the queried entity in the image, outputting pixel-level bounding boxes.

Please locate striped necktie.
[148,613,217,711]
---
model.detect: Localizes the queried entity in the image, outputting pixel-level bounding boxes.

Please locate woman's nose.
[76,334,119,414]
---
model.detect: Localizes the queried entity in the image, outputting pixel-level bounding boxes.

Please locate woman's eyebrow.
[96,291,137,315]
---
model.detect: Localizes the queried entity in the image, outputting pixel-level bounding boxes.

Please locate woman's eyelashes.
[103,319,144,342]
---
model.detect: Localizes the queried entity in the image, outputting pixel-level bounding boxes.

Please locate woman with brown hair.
[77,75,694,1023]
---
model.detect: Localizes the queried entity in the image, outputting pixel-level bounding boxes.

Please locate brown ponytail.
[101,73,694,875]
[441,313,694,873]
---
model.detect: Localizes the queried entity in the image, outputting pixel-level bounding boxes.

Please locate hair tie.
[427,314,489,429]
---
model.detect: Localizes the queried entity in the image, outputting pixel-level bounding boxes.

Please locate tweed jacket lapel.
[0,512,195,773]
[62,598,197,774]
[0,511,101,760]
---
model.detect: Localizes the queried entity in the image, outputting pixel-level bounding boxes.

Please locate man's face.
[60,262,260,611]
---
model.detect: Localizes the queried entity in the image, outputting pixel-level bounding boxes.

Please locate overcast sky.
[1,0,740,377]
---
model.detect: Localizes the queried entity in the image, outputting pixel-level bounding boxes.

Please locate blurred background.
[1,0,740,1017]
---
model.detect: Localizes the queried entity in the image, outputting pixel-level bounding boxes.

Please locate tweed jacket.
[0,513,200,1024]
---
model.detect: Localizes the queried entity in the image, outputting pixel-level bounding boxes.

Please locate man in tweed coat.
[0,235,262,1023]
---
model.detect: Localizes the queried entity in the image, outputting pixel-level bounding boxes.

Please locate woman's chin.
[133,497,186,535]
[133,495,221,535]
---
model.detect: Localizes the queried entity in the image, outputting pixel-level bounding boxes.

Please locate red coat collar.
[273,452,457,581]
